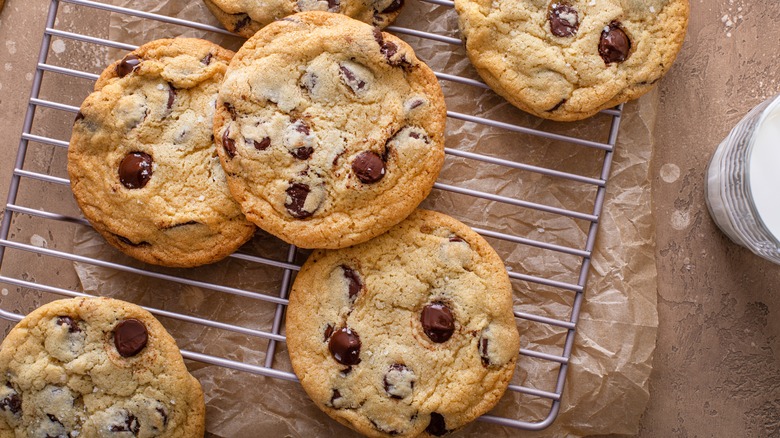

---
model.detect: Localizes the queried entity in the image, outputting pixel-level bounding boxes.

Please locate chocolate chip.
[421,302,455,343]
[74,111,85,124]
[114,319,148,357]
[115,235,150,247]
[549,3,579,37]
[234,14,252,32]
[291,147,314,160]
[166,83,176,111]
[599,22,631,64]
[330,389,342,406]
[110,412,140,434]
[294,120,310,135]
[408,131,430,143]
[480,337,490,366]
[426,413,448,436]
[254,137,271,151]
[547,98,567,112]
[373,28,399,63]
[380,0,403,13]
[328,327,361,365]
[201,52,213,65]
[285,183,313,219]
[119,152,153,189]
[383,364,414,399]
[341,265,363,300]
[352,151,386,184]
[116,54,141,78]
[408,99,424,109]
[340,366,353,376]
[156,406,168,427]
[0,388,21,415]
[448,236,464,242]
[324,324,334,342]
[56,316,80,333]
[301,72,318,94]
[222,128,237,158]
[223,102,237,120]
[339,64,366,93]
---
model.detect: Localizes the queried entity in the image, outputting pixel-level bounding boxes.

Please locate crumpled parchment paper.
[72,1,659,436]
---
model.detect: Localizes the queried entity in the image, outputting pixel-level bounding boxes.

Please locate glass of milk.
[706,94,780,264]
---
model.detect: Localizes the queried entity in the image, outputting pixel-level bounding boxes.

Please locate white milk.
[748,101,780,240]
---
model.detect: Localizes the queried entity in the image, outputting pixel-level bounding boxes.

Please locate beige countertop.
[1,1,779,436]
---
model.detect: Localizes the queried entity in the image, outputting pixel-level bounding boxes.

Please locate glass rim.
[744,93,780,248]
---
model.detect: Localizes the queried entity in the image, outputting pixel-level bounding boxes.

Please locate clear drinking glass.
[705,94,780,264]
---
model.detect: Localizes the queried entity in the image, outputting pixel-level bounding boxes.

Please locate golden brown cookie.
[287,210,520,437]
[214,12,447,249]
[0,297,205,437]
[455,0,689,121]
[69,38,255,267]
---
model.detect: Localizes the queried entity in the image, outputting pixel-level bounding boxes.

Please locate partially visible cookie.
[203,0,404,38]
[69,38,255,267]
[0,297,205,437]
[214,12,447,249]
[287,210,520,437]
[454,0,689,121]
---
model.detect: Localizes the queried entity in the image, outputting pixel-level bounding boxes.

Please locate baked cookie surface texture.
[69,38,255,267]
[203,0,404,38]
[0,297,205,437]
[215,12,447,249]
[454,0,690,121]
[287,210,520,437]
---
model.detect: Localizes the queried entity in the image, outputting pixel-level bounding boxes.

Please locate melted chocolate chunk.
[115,235,150,247]
[448,236,464,242]
[373,28,400,63]
[408,131,430,143]
[74,111,85,124]
[166,84,176,111]
[285,183,314,219]
[352,151,386,184]
[426,413,448,436]
[330,389,343,406]
[0,388,21,415]
[339,64,366,93]
[421,302,455,343]
[547,98,567,112]
[291,147,314,160]
[328,0,340,11]
[114,319,148,357]
[222,128,237,158]
[324,324,334,342]
[408,99,424,109]
[599,22,631,64]
[549,3,579,37]
[116,54,141,78]
[341,265,363,300]
[254,137,271,151]
[201,52,213,65]
[223,102,237,120]
[294,120,311,135]
[234,14,252,31]
[328,327,361,365]
[56,316,80,333]
[110,413,140,434]
[340,366,353,376]
[381,0,403,13]
[119,152,153,189]
[480,337,490,366]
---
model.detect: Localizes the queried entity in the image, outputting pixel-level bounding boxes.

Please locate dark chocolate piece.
[114,319,148,357]
[118,152,153,189]
[421,302,455,343]
[328,327,361,365]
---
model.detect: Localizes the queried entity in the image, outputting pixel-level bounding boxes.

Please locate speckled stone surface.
[1,1,780,437]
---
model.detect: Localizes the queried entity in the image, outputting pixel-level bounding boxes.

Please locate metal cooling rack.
[0,0,624,432]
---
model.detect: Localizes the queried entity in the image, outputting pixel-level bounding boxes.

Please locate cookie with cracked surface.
[69,38,256,267]
[214,12,446,249]
[286,209,520,437]
[202,0,404,39]
[0,297,205,437]
[454,0,689,121]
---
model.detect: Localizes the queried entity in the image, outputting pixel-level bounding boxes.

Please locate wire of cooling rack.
[0,0,624,432]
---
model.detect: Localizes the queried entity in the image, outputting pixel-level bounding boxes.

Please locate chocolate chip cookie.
[203,0,404,39]
[214,12,447,249]
[69,38,256,267]
[0,297,205,437]
[454,0,689,121]
[286,209,520,437]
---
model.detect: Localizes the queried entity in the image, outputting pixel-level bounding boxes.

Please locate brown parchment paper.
[71,1,658,436]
